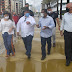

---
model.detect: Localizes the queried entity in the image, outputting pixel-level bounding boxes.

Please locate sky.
[26,0,42,12]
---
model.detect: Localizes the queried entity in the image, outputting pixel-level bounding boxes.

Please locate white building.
[23,0,26,7]
[11,0,23,14]
[41,0,72,12]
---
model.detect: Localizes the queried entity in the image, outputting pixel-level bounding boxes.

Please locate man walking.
[17,9,36,59]
[60,3,72,66]
[47,7,60,47]
[36,9,55,60]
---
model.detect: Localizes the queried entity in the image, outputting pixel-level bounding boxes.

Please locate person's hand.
[42,26,48,30]
[26,21,30,25]
[9,28,13,33]
[60,31,63,36]
[36,24,39,28]
[58,26,60,31]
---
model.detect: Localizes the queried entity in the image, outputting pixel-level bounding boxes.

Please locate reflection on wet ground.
[0,17,72,72]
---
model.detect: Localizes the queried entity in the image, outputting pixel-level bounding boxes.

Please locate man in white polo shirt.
[17,8,36,59]
[60,3,72,66]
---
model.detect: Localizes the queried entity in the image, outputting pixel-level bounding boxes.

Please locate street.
[0,17,72,72]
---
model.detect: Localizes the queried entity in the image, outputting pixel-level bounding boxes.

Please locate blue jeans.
[2,32,14,55]
[41,37,51,57]
[22,35,33,57]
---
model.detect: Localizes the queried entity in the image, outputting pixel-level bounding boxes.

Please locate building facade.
[11,0,23,14]
[41,0,72,12]
[0,0,23,15]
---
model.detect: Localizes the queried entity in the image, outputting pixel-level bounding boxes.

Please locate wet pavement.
[0,17,72,72]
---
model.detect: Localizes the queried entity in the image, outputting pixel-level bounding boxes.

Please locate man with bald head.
[60,3,72,66]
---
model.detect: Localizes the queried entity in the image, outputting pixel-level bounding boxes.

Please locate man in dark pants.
[41,37,51,58]
[36,9,55,60]
[17,9,36,59]
[22,35,33,56]
[47,7,60,47]
[60,3,72,66]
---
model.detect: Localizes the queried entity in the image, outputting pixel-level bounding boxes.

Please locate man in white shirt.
[60,3,72,66]
[17,8,36,59]
[37,9,55,60]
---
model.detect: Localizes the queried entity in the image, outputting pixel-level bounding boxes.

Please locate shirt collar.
[43,15,49,18]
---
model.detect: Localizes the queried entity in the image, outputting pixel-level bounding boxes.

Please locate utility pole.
[57,0,59,15]
[67,0,70,3]
[60,0,62,20]
[14,0,15,12]
[25,0,26,4]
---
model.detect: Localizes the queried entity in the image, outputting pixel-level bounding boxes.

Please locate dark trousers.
[2,32,14,55]
[41,37,51,57]
[64,30,72,60]
[22,35,33,57]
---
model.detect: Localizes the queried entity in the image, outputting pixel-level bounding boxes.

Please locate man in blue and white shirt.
[37,9,55,60]
[17,8,36,59]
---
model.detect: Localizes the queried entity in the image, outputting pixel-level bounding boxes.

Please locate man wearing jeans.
[17,8,36,59]
[36,9,55,60]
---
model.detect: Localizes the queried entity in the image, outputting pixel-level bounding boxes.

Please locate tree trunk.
[60,0,62,19]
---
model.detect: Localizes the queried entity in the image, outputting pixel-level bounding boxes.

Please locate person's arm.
[48,18,55,29]
[36,18,41,28]
[56,18,60,30]
[60,16,65,36]
[9,21,16,33]
[55,13,60,30]
[26,17,36,26]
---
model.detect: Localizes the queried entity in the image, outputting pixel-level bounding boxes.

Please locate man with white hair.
[60,3,72,66]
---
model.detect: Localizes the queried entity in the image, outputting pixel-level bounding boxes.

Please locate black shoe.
[28,56,31,59]
[41,56,46,60]
[66,60,70,66]
[53,43,56,47]
[47,52,50,55]
[25,52,27,55]
[71,57,72,61]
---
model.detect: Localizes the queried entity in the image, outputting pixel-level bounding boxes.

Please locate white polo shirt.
[17,15,36,37]
[60,12,72,32]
